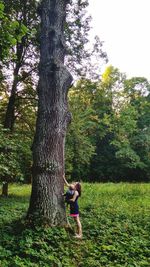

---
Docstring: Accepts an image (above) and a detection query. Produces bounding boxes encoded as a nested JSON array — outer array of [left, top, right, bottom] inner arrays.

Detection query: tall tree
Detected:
[[3, 0, 38, 131], [66, 79, 98, 179], [0, 0, 38, 195], [0, 0, 107, 197], [27, 0, 73, 225]]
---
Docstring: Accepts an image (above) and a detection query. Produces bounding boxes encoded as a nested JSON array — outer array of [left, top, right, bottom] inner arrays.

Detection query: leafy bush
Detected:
[[0, 125, 32, 185]]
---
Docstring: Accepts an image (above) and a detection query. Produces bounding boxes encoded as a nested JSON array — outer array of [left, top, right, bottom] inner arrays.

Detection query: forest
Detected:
[[1, 0, 150, 196], [0, 0, 150, 266]]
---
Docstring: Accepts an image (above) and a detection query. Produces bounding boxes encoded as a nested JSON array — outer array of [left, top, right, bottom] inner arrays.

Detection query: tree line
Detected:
[[67, 67, 150, 182]]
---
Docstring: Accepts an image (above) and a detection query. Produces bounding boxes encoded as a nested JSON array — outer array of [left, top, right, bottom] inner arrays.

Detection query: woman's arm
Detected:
[[63, 174, 70, 187]]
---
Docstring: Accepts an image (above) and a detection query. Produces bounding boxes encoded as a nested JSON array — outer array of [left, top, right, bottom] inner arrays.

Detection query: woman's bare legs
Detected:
[[74, 216, 82, 238]]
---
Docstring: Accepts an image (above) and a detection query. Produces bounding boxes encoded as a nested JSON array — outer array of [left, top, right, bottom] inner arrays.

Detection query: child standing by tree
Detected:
[[63, 175, 82, 239]]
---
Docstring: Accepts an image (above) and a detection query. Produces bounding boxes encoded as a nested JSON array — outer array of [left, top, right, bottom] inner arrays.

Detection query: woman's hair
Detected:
[[75, 182, 81, 196]]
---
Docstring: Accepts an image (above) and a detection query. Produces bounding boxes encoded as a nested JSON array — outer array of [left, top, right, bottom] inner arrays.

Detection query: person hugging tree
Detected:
[[63, 175, 82, 239]]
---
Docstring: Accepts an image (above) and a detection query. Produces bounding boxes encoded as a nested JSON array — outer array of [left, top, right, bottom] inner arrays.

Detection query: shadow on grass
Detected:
[[2, 217, 28, 235]]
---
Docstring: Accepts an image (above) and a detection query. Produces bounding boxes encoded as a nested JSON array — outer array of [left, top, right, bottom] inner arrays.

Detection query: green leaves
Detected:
[[0, 1, 4, 16], [0, 1, 28, 61], [65, 69, 150, 182], [0, 183, 150, 266], [66, 80, 97, 179], [0, 125, 32, 183]]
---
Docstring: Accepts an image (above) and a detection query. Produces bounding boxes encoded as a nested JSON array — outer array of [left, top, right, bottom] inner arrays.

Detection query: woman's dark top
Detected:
[[65, 189, 79, 216], [70, 193, 79, 216]]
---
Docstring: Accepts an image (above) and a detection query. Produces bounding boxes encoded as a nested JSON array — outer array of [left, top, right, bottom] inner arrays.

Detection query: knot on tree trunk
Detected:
[[39, 62, 73, 92]]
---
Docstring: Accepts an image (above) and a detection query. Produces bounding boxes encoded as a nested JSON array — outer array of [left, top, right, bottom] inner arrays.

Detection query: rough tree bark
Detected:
[[27, 0, 73, 225]]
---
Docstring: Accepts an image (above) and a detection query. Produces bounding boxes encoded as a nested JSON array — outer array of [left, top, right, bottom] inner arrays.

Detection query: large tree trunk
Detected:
[[27, 0, 73, 225]]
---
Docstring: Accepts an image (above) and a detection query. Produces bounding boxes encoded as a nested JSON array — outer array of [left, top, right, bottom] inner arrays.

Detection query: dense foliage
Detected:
[[0, 0, 107, 195], [1, 65, 150, 185], [0, 0, 150, 189], [0, 125, 32, 185], [0, 0, 28, 61], [66, 66, 150, 182], [0, 183, 150, 266]]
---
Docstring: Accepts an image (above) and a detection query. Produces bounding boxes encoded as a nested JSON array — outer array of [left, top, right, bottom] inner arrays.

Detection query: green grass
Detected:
[[0, 183, 150, 267]]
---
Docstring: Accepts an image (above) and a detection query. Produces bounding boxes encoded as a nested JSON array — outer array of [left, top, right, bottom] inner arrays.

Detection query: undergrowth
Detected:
[[0, 183, 150, 266]]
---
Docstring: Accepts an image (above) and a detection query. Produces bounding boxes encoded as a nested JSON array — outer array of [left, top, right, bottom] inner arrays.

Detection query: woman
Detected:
[[63, 175, 82, 239]]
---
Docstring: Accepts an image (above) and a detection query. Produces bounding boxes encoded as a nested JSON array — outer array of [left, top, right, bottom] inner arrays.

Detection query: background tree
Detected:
[[0, 0, 38, 195], [66, 79, 98, 179], [113, 77, 150, 181], [65, 0, 108, 79], [0, 1, 27, 60], [3, 0, 38, 131], [87, 66, 124, 181], [0, 125, 32, 196], [65, 66, 150, 182]]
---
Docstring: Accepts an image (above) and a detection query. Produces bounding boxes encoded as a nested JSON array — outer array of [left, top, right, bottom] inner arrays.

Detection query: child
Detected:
[[64, 187, 75, 204], [63, 175, 82, 239]]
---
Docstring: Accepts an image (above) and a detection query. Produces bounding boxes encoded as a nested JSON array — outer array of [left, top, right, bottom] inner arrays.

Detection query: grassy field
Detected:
[[0, 183, 150, 267]]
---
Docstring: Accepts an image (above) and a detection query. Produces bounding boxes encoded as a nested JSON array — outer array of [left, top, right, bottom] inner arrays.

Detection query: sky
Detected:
[[88, 0, 150, 80]]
